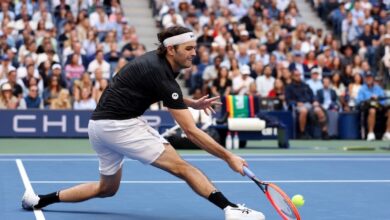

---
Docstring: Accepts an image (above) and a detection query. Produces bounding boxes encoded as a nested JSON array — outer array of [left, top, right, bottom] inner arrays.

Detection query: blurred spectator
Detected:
[[93, 78, 108, 104], [50, 64, 68, 89], [21, 64, 43, 96], [24, 85, 43, 109], [228, 0, 247, 20], [211, 66, 232, 97], [65, 41, 88, 69], [83, 30, 98, 58], [303, 50, 317, 70], [289, 51, 310, 77], [0, 54, 15, 80], [316, 77, 339, 110], [306, 68, 323, 95], [73, 87, 96, 110], [267, 78, 286, 111], [356, 72, 390, 141], [162, 6, 185, 28], [112, 57, 128, 76], [285, 71, 329, 139], [87, 50, 110, 79], [43, 75, 62, 108], [347, 72, 363, 109], [0, 67, 24, 99], [65, 54, 85, 86], [89, 4, 110, 40], [73, 72, 94, 102], [203, 56, 222, 90], [256, 65, 275, 97], [375, 34, 390, 89], [50, 88, 71, 109], [330, 71, 348, 111], [0, 82, 20, 109], [121, 33, 145, 61], [232, 65, 254, 95]]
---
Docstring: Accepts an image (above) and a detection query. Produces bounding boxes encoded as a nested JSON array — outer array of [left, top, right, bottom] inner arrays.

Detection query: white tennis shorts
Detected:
[[88, 117, 167, 175]]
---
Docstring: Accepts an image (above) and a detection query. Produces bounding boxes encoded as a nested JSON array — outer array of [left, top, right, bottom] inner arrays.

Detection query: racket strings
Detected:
[[268, 186, 297, 220]]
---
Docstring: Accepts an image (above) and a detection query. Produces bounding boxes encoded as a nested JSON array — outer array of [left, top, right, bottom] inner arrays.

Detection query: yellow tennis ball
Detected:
[[291, 194, 305, 208]]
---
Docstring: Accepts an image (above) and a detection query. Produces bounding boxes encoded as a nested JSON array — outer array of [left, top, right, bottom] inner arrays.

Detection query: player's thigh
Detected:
[[151, 144, 190, 175]]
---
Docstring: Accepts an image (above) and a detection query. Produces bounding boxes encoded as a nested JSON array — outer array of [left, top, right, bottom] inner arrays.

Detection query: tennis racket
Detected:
[[243, 166, 301, 220]]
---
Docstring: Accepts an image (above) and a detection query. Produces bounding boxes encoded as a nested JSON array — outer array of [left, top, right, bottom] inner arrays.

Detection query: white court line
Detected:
[[2, 153, 390, 157], [16, 159, 45, 220], [2, 158, 390, 162], [29, 180, 390, 184]]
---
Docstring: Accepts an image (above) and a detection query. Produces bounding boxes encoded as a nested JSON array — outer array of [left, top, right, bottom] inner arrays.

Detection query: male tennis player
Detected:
[[22, 26, 265, 220]]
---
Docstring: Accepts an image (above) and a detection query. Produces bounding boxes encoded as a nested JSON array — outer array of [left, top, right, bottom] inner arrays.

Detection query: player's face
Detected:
[[173, 41, 196, 69]]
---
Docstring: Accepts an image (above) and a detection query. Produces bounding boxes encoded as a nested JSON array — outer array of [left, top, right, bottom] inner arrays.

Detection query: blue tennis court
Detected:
[[1, 154, 390, 220]]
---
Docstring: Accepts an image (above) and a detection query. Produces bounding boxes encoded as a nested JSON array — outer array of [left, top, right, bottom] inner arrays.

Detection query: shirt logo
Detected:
[[172, 93, 179, 100]]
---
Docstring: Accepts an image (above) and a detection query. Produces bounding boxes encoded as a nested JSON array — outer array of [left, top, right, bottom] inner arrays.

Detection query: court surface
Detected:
[[1, 154, 390, 220]]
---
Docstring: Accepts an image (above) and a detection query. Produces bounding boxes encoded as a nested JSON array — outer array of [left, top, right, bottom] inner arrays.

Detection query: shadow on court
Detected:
[[43, 209, 185, 220]]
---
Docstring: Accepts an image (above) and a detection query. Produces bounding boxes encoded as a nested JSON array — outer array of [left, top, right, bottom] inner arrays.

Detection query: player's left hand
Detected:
[[191, 95, 222, 115]]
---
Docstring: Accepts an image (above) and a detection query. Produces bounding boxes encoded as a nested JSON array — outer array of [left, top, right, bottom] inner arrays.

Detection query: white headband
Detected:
[[163, 32, 196, 47]]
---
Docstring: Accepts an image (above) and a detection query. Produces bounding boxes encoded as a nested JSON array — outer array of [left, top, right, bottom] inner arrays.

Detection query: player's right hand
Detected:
[[226, 154, 248, 176]]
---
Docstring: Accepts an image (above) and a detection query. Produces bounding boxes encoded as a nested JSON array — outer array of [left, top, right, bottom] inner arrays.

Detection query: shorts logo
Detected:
[[172, 93, 179, 100]]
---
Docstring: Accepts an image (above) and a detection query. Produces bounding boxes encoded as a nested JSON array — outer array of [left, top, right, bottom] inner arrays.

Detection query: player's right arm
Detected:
[[168, 108, 247, 175]]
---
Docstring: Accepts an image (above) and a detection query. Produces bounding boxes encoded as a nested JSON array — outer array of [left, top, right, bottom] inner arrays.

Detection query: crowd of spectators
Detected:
[[152, 0, 390, 139], [0, 0, 146, 110], [1, 0, 390, 139]]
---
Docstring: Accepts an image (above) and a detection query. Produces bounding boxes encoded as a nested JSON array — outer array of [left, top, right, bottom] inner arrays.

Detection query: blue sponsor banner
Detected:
[[0, 110, 175, 138]]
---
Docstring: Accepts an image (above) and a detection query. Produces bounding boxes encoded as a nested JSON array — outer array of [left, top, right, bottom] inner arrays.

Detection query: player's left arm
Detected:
[[183, 95, 222, 115]]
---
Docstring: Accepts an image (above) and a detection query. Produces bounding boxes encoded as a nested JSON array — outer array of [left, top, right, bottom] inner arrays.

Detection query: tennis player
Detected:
[[22, 26, 265, 220]]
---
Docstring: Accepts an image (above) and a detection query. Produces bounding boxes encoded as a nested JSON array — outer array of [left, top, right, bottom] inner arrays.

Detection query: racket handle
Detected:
[[243, 166, 255, 178]]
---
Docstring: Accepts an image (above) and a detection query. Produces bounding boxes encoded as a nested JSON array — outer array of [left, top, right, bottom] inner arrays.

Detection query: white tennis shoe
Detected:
[[22, 190, 40, 210], [224, 204, 265, 220], [367, 132, 376, 141]]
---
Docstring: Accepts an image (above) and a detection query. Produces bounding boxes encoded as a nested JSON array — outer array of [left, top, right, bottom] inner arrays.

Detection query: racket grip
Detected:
[[243, 166, 255, 178]]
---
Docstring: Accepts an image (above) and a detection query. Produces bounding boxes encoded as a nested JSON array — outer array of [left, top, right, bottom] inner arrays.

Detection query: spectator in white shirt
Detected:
[[256, 65, 275, 97], [306, 68, 323, 95], [232, 65, 254, 95], [87, 50, 110, 79]]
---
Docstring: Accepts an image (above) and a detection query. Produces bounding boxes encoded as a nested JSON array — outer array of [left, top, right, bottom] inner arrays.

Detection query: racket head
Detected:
[[264, 183, 301, 220]]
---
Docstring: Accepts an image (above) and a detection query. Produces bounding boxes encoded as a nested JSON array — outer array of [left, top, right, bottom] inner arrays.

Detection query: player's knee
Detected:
[[97, 185, 119, 198], [368, 108, 376, 115]]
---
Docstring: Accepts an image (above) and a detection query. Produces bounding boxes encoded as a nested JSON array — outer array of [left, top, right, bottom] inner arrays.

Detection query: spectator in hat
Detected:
[[289, 50, 310, 77], [0, 67, 24, 99], [0, 82, 20, 109], [232, 65, 254, 95], [0, 54, 15, 80], [356, 71, 390, 141], [306, 67, 324, 95], [50, 63, 67, 89]]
